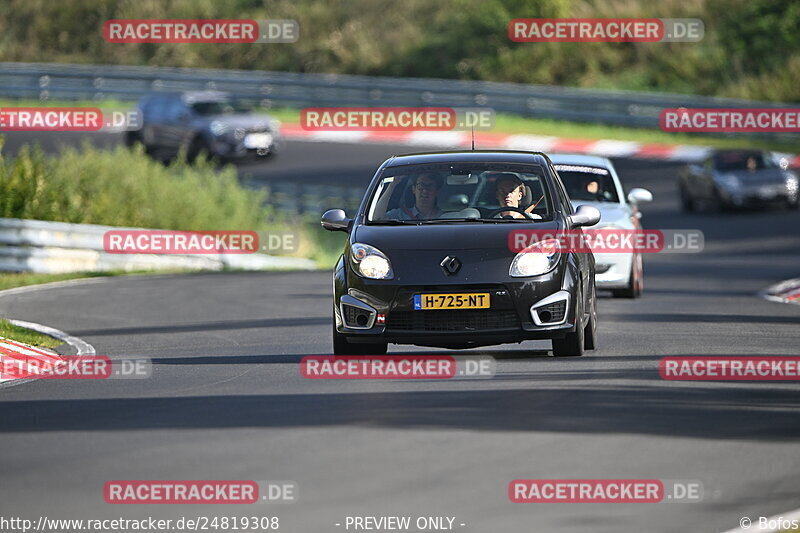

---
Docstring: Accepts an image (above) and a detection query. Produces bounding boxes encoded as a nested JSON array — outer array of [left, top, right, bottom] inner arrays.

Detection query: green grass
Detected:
[[2, 97, 796, 153], [2, 0, 799, 102], [0, 97, 132, 112], [0, 270, 211, 292], [489, 115, 800, 153], [0, 318, 62, 349], [300, 220, 346, 269], [0, 271, 115, 291], [0, 140, 270, 229], [269, 107, 800, 153]]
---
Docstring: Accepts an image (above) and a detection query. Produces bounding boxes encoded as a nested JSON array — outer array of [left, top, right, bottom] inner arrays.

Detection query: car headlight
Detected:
[[510, 239, 561, 277], [784, 173, 799, 192], [210, 120, 228, 137], [717, 173, 741, 191], [350, 243, 393, 280]]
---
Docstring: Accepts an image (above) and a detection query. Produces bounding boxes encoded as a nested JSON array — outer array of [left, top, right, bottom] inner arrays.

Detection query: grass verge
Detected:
[[2, 98, 796, 153], [297, 220, 346, 269], [267, 108, 800, 154], [0, 271, 115, 291], [0, 97, 132, 112], [0, 270, 209, 292], [0, 318, 62, 349]]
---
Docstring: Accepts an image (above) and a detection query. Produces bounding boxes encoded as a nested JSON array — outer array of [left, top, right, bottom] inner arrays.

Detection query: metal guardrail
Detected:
[[0, 61, 797, 138], [260, 182, 363, 216], [0, 218, 315, 274]]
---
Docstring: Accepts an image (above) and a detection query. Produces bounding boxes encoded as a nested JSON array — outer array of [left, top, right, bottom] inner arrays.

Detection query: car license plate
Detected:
[[413, 293, 490, 310], [243, 133, 272, 149]]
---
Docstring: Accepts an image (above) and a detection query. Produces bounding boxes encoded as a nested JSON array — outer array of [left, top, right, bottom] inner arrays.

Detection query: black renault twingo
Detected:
[[322, 151, 600, 356]]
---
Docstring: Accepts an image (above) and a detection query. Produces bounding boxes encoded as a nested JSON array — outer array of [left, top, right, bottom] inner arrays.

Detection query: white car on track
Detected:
[[550, 154, 653, 298]]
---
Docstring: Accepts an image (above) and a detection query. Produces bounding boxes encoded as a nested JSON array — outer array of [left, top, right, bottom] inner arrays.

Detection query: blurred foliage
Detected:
[[0, 0, 798, 100], [0, 137, 342, 268], [0, 138, 270, 229]]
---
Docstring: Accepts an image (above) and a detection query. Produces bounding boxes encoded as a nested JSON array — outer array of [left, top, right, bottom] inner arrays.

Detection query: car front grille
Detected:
[[386, 309, 521, 332]]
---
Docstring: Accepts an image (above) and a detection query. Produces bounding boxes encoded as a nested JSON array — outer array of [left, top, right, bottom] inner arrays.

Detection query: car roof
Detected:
[[181, 90, 231, 104], [139, 90, 231, 104], [548, 153, 613, 168], [384, 150, 551, 167]]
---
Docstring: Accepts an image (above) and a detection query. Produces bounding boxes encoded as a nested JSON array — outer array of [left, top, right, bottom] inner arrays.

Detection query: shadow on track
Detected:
[[3, 380, 800, 441]]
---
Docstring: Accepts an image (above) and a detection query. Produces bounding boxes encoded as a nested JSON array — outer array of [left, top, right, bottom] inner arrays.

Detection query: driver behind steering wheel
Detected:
[[494, 173, 529, 219]]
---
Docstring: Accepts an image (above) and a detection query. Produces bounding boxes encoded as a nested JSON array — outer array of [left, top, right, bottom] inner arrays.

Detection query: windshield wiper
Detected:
[[420, 218, 492, 224], [368, 219, 420, 225], [474, 217, 548, 223]]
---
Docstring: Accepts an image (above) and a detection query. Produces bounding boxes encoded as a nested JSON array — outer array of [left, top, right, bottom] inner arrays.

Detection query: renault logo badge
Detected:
[[440, 256, 461, 275]]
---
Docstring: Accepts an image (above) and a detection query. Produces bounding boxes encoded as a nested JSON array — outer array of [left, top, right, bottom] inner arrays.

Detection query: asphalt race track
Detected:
[[1, 134, 800, 532]]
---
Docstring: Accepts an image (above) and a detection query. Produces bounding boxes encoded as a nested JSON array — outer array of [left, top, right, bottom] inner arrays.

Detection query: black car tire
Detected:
[[124, 131, 141, 148], [679, 184, 695, 212], [186, 136, 211, 164], [709, 188, 728, 212], [332, 313, 388, 355], [612, 254, 642, 299], [552, 289, 585, 357], [583, 284, 597, 350]]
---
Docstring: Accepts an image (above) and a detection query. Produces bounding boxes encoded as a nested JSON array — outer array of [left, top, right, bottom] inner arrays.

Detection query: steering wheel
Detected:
[[486, 206, 537, 220]]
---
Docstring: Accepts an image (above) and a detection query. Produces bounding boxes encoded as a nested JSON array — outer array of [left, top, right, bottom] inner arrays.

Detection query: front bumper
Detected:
[[210, 133, 281, 159], [719, 184, 796, 207], [594, 251, 634, 289], [334, 273, 581, 349]]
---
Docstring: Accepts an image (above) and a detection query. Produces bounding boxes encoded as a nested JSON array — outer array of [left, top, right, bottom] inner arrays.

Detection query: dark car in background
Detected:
[[321, 151, 601, 357], [125, 91, 283, 163], [678, 149, 799, 211]]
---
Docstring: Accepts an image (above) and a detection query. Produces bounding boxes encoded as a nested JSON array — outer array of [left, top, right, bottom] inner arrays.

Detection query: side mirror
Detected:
[[321, 209, 352, 232], [627, 188, 653, 204], [568, 205, 601, 228]]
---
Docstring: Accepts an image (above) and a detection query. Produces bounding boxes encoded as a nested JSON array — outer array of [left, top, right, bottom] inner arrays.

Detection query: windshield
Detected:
[[190, 101, 237, 116], [366, 162, 553, 224], [555, 164, 620, 203], [713, 152, 774, 171]]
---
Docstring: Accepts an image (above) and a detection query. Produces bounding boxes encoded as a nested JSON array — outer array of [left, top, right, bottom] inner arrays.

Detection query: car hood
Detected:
[[354, 220, 562, 251], [720, 169, 787, 185], [199, 114, 275, 131], [569, 201, 631, 227]]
